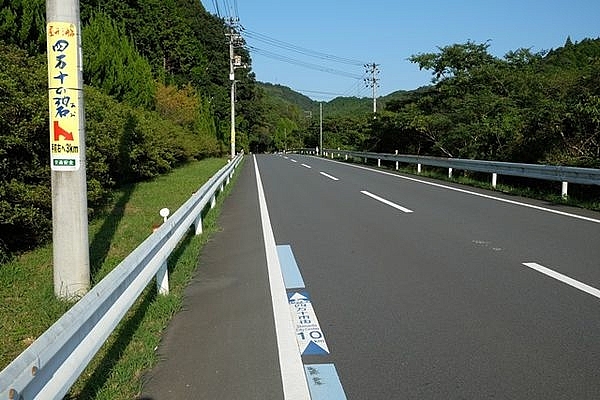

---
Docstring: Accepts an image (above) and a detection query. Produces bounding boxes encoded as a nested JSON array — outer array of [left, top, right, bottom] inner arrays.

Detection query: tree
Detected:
[[82, 11, 156, 109], [409, 41, 496, 84]]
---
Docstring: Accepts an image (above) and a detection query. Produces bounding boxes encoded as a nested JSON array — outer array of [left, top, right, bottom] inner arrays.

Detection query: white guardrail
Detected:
[[0, 154, 243, 399], [296, 148, 600, 196]]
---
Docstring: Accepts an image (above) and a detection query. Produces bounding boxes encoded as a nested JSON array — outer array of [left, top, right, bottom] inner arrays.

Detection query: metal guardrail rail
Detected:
[[0, 154, 243, 400], [294, 148, 600, 196]]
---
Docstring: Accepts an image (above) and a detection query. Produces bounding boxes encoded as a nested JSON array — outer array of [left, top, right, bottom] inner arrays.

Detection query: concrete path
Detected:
[[140, 158, 285, 399]]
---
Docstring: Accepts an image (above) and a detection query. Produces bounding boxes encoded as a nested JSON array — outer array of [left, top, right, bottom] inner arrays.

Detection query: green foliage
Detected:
[[0, 0, 46, 55], [375, 38, 600, 168], [0, 41, 221, 260], [82, 11, 156, 109], [0, 43, 50, 260]]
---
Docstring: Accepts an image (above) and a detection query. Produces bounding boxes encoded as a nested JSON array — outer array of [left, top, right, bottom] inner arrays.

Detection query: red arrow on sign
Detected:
[[53, 120, 74, 141]]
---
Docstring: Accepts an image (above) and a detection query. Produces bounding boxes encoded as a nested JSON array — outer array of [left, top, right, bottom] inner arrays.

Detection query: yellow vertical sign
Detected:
[[47, 22, 80, 171]]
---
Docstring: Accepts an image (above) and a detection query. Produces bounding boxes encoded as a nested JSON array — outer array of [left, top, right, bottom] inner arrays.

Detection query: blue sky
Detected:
[[202, 0, 600, 101]]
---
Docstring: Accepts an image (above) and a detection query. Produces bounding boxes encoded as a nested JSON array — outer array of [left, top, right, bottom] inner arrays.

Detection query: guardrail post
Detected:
[[417, 164, 422, 174], [156, 260, 169, 295], [448, 168, 453, 178], [194, 214, 203, 235], [562, 182, 568, 198], [210, 194, 216, 209], [492, 173, 498, 188]]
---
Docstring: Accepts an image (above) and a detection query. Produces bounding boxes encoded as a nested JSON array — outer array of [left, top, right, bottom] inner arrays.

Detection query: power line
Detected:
[[205, 4, 377, 100], [211, 0, 220, 17], [248, 45, 365, 80], [242, 28, 367, 66]]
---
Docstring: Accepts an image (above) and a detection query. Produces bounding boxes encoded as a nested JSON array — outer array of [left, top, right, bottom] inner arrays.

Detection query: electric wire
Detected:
[[242, 28, 368, 66], [248, 45, 365, 80], [209, 1, 374, 99]]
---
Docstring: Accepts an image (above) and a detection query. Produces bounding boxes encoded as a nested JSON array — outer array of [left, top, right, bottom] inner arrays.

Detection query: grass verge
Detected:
[[0, 157, 242, 399]]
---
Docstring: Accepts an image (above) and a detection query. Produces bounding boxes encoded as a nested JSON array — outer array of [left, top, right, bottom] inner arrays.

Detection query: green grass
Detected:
[[0, 157, 242, 399]]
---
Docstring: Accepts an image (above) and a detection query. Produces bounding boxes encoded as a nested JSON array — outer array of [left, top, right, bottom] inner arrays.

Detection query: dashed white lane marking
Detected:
[[324, 158, 600, 224], [254, 156, 311, 399], [301, 164, 312, 169], [290, 159, 298, 163], [522, 262, 600, 300], [360, 190, 413, 213], [319, 172, 339, 181]]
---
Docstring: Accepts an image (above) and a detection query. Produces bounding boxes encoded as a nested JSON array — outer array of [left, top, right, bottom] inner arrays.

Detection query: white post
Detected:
[[377, 159, 381, 167], [562, 181, 568, 198], [194, 215, 203, 235], [448, 168, 453, 178], [417, 164, 422, 174], [156, 260, 169, 295], [492, 173, 498, 188]]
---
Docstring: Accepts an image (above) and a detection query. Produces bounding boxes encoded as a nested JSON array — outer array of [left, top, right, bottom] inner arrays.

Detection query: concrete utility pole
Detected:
[[319, 102, 323, 156], [364, 63, 380, 114], [46, 0, 90, 299], [226, 18, 244, 158]]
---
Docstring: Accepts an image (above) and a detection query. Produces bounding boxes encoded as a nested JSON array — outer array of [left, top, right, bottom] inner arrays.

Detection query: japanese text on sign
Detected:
[[47, 22, 80, 171]]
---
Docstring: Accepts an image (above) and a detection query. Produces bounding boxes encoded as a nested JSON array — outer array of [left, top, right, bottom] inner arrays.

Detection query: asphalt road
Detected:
[[257, 153, 600, 399], [143, 154, 600, 399]]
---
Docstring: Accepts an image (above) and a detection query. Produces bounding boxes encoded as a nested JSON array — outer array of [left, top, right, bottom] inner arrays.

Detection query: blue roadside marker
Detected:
[[277, 245, 306, 289], [304, 364, 347, 400]]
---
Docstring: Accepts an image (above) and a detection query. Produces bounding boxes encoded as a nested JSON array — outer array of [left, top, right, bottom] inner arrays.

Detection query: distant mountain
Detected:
[[258, 82, 419, 118], [259, 82, 315, 112]]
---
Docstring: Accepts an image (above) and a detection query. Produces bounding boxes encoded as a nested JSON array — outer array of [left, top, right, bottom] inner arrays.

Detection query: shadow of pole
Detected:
[[89, 184, 135, 278]]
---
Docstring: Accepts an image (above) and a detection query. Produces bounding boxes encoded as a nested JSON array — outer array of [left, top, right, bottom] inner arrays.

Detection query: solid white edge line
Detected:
[[361, 190, 413, 213], [253, 156, 311, 400], [317, 157, 600, 224], [319, 172, 339, 181], [522, 262, 600, 300]]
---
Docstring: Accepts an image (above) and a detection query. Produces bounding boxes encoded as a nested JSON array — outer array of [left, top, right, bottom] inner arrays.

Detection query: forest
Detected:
[[1, 0, 599, 262]]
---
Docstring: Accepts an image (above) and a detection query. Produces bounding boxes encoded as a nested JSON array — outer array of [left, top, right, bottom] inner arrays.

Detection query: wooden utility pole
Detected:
[[46, 0, 90, 299]]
